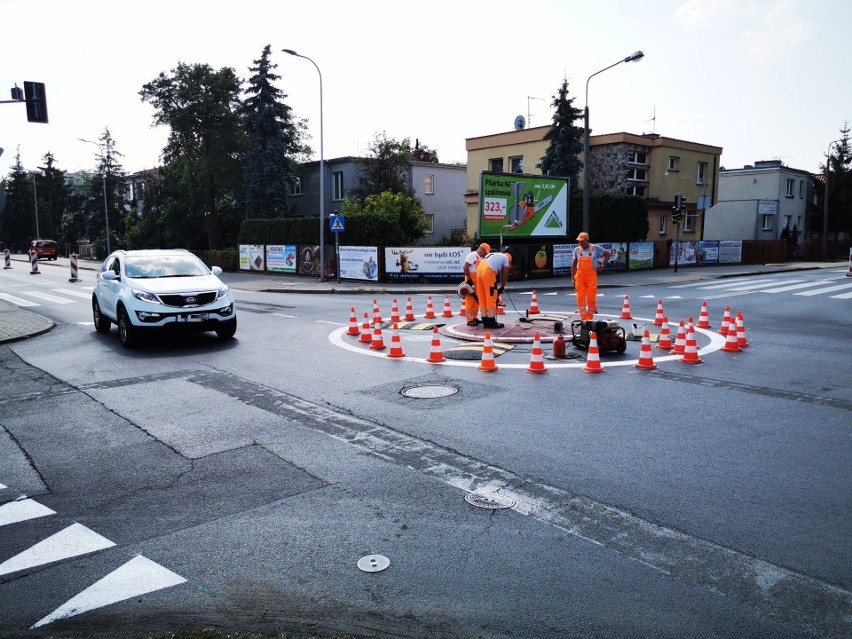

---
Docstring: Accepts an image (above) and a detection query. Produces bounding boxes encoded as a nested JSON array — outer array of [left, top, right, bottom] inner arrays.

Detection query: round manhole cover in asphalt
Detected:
[[464, 492, 516, 509], [357, 554, 390, 573], [401, 384, 459, 399]]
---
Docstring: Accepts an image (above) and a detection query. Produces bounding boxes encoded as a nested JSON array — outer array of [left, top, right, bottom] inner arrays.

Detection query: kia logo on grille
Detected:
[[185, 296, 197, 304]]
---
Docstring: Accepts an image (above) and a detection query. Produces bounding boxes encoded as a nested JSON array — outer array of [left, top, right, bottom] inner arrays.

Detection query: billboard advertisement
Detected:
[[479, 172, 569, 238], [239, 244, 265, 271], [266, 244, 297, 273], [339, 246, 380, 281], [384, 247, 466, 282]]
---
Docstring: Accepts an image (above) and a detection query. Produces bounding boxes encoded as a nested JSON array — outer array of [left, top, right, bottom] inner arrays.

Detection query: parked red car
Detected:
[[30, 239, 58, 260]]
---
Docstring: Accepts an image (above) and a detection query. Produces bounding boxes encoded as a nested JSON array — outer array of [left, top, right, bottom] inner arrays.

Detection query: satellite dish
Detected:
[[514, 115, 526, 131]]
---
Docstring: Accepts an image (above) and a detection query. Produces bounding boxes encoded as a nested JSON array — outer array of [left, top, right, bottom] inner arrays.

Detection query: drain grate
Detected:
[[401, 384, 459, 399], [464, 492, 515, 509]]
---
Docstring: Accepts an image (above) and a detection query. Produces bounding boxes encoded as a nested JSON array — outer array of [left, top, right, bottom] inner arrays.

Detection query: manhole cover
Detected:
[[401, 384, 459, 399], [464, 492, 515, 509], [357, 554, 390, 573]]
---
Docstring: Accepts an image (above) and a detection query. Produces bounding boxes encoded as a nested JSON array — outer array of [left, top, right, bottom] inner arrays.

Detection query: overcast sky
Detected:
[[1, 0, 848, 181]]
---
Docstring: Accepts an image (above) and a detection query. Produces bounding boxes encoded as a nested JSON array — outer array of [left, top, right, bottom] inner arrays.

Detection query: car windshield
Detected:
[[125, 255, 210, 279]]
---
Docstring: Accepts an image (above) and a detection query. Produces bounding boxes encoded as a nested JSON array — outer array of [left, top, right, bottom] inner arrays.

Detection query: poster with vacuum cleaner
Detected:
[[478, 172, 569, 238], [339, 246, 379, 281]]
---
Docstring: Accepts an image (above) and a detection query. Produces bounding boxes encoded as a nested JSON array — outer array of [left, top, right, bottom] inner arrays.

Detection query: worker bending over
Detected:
[[462, 242, 490, 326], [476, 250, 512, 329], [571, 232, 610, 320]]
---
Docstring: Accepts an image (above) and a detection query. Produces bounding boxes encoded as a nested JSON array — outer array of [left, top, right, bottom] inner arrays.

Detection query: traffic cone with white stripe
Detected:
[[722, 320, 741, 352], [369, 322, 386, 350], [372, 299, 383, 325], [347, 307, 360, 336], [386, 324, 406, 358], [3, 249, 11, 269], [458, 296, 466, 316], [359, 312, 372, 343], [680, 325, 702, 364], [528, 290, 541, 315], [736, 312, 750, 348], [656, 317, 673, 350], [671, 320, 687, 355], [635, 329, 658, 369], [497, 295, 505, 315], [442, 294, 454, 318], [427, 326, 445, 363], [582, 331, 605, 373], [424, 295, 436, 319], [478, 332, 499, 372], [719, 305, 732, 336], [653, 299, 665, 326], [697, 301, 712, 328], [404, 297, 416, 321], [620, 295, 633, 319], [390, 299, 401, 324], [526, 332, 548, 374]]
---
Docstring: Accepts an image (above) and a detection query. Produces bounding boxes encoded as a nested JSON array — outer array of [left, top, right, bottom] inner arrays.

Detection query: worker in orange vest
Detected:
[[476, 249, 512, 329], [571, 232, 610, 320], [462, 242, 490, 326]]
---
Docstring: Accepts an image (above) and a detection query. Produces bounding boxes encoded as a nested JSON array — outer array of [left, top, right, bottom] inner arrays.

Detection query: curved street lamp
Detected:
[[582, 50, 645, 233], [77, 138, 111, 256], [822, 138, 842, 257], [282, 48, 326, 282]]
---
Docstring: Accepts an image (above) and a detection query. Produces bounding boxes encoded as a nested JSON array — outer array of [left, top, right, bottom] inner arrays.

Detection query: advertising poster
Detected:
[[553, 243, 573, 275], [628, 242, 655, 270], [479, 172, 569, 238], [339, 246, 380, 281], [266, 244, 297, 273], [553, 242, 620, 274], [670, 241, 699, 266], [298, 245, 320, 276], [525, 244, 553, 277], [696, 241, 719, 265], [384, 247, 466, 281], [599, 242, 628, 272], [719, 240, 743, 264], [239, 244, 265, 271]]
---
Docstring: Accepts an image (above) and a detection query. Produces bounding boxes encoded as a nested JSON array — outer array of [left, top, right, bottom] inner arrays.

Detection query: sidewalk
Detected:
[[1, 253, 844, 344]]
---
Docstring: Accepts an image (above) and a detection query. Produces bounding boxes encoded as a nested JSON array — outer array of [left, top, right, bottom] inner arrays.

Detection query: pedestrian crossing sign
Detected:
[[330, 215, 345, 232]]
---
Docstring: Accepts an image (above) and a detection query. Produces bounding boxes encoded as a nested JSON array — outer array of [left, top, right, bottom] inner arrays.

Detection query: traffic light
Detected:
[[23, 81, 48, 123], [672, 210, 684, 224], [10, 85, 23, 101]]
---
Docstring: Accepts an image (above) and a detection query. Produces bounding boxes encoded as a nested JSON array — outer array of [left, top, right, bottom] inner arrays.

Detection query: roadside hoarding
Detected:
[[719, 240, 743, 264], [266, 244, 297, 273], [479, 172, 569, 238], [628, 242, 655, 270], [339, 246, 380, 281], [239, 244, 265, 271], [384, 247, 466, 282], [696, 241, 719, 265]]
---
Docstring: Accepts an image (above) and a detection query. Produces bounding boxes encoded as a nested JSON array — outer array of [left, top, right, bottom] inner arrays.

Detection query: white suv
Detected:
[[92, 249, 237, 348]]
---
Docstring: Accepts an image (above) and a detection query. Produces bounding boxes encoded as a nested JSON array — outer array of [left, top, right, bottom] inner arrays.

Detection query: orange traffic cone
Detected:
[[386, 324, 406, 358], [424, 295, 436, 319], [656, 317, 673, 350], [347, 307, 360, 336], [736, 312, 750, 348], [359, 312, 372, 343], [635, 329, 658, 369], [404, 297, 416, 321], [620, 295, 633, 319], [721, 321, 741, 352], [719, 305, 732, 336], [478, 332, 499, 372], [582, 331, 606, 373], [671, 320, 687, 355], [458, 296, 466, 317], [426, 326, 445, 363], [528, 290, 541, 315], [442, 294, 454, 318], [390, 299, 401, 324], [372, 298, 383, 324], [680, 325, 702, 364], [653, 299, 666, 326], [369, 322, 387, 350], [697, 301, 712, 328], [526, 332, 548, 374], [496, 295, 505, 315]]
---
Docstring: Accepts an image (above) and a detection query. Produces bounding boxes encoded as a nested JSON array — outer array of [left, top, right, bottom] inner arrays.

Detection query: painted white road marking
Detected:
[[16, 291, 75, 304], [794, 282, 852, 296], [830, 290, 852, 299], [50, 288, 93, 299], [0, 292, 39, 307], [31, 554, 187, 628], [755, 279, 836, 293], [0, 523, 115, 576], [0, 499, 55, 527]]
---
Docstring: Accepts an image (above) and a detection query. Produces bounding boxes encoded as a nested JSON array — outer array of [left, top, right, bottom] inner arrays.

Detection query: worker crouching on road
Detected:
[[571, 232, 610, 320], [476, 249, 512, 329], [462, 242, 490, 326]]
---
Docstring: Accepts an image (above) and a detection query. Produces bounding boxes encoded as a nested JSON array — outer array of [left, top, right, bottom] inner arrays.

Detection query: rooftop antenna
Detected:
[[644, 105, 656, 134], [527, 96, 545, 126]]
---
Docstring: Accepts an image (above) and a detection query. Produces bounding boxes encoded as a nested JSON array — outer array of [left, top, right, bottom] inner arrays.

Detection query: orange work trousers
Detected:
[[575, 254, 598, 319], [465, 271, 480, 321]]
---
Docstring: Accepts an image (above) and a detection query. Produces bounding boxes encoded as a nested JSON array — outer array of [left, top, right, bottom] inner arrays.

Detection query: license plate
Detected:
[[178, 313, 207, 323]]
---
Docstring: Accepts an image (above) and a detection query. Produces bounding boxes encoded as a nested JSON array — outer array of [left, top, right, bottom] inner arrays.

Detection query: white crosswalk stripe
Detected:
[[794, 282, 852, 296], [666, 276, 852, 300], [15, 290, 75, 304], [0, 292, 39, 307], [0, 286, 93, 307], [51, 288, 93, 299]]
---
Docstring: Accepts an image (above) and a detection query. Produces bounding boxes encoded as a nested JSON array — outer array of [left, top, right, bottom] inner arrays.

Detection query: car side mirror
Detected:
[[211, 266, 222, 276], [101, 271, 118, 281]]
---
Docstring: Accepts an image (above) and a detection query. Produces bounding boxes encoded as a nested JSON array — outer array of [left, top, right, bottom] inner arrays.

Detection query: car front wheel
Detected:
[[216, 318, 237, 339], [118, 308, 139, 348], [92, 298, 111, 333]]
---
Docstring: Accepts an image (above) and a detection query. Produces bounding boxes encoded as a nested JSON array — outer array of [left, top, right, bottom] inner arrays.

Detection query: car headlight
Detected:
[[131, 289, 161, 304], [216, 286, 229, 301]]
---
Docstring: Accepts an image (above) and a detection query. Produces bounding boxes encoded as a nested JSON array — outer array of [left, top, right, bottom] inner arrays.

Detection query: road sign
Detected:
[[330, 214, 344, 232]]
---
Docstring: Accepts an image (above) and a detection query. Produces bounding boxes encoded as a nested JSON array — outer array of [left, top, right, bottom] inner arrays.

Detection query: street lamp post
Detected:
[[77, 138, 111, 256], [282, 48, 326, 282], [822, 138, 842, 257], [583, 50, 644, 233], [31, 172, 40, 239]]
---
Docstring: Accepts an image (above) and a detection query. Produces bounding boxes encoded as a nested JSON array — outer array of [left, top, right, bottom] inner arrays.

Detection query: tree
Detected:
[[341, 190, 428, 245], [79, 128, 126, 252], [242, 45, 310, 219], [36, 152, 80, 244], [537, 79, 584, 190], [140, 62, 245, 250], [0, 150, 36, 249], [821, 123, 852, 240], [411, 139, 439, 163], [349, 132, 416, 202]]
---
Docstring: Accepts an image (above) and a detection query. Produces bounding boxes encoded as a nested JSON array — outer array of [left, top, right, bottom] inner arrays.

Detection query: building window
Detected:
[[659, 216, 667, 235], [626, 168, 647, 181], [423, 213, 434, 234], [696, 162, 706, 185], [785, 178, 794, 197], [668, 156, 679, 171], [798, 180, 804, 198], [509, 156, 524, 173], [424, 174, 434, 195], [627, 150, 648, 165], [333, 172, 344, 200], [289, 176, 303, 196], [489, 157, 504, 172], [625, 185, 646, 197], [762, 214, 774, 231], [683, 212, 694, 232]]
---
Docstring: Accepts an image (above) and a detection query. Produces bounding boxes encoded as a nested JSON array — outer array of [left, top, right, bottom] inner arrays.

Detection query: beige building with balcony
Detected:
[[465, 128, 722, 241]]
